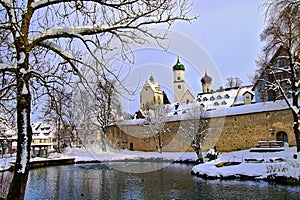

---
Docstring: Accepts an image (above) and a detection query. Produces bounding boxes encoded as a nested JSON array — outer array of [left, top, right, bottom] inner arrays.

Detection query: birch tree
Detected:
[[0, 0, 194, 199], [256, 0, 300, 151]]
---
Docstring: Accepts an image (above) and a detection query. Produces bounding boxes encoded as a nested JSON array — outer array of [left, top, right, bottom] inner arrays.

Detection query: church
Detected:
[[139, 57, 195, 109]]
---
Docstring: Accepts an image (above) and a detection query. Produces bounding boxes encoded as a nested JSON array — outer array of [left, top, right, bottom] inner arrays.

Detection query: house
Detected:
[[253, 46, 300, 102], [30, 121, 56, 157], [197, 70, 255, 110]]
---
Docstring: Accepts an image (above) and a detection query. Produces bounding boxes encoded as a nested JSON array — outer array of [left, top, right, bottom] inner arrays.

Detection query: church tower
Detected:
[[173, 57, 186, 102], [201, 68, 212, 93]]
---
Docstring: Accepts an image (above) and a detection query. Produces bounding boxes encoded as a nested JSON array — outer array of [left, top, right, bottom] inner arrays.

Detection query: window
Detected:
[[177, 77, 181, 81], [224, 94, 230, 99], [245, 96, 250, 101], [221, 101, 227, 105], [217, 95, 222, 100], [214, 102, 219, 106], [178, 85, 181, 89], [210, 96, 215, 101], [203, 97, 208, 101], [276, 59, 281, 67]]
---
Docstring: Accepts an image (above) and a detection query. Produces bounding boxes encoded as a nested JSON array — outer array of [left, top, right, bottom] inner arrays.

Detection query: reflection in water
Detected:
[[25, 162, 300, 200]]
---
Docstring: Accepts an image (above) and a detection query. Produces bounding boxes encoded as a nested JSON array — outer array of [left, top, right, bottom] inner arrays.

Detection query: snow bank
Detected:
[[192, 147, 300, 181], [61, 147, 198, 163]]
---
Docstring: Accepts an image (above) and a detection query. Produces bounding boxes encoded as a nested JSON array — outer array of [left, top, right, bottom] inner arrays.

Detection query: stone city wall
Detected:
[[105, 108, 296, 152]]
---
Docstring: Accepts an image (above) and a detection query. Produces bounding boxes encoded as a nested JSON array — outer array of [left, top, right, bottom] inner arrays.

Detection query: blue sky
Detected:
[[121, 0, 265, 114], [173, 0, 265, 85]]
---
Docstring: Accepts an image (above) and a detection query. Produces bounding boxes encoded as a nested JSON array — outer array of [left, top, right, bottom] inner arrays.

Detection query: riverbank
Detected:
[[2, 146, 300, 186], [0, 148, 198, 172], [191, 146, 300, 185]]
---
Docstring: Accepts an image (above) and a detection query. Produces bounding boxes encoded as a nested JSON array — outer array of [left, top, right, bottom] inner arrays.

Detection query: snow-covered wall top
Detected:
[[208, 99, 290, 118]]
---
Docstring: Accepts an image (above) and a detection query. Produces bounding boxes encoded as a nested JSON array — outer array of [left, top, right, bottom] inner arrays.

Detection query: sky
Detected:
[[121, 0, 266, 114]]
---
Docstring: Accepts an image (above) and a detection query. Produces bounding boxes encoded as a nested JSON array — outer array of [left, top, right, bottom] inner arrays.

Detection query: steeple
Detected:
[[201, 67, 212, 93], [173, 56, 185, 71], [173, 56, 186, 102]]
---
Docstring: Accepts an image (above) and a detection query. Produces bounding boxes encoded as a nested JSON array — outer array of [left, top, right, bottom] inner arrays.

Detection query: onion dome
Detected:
[[201, 70, 212, 84], [173, 57, 185, 71]]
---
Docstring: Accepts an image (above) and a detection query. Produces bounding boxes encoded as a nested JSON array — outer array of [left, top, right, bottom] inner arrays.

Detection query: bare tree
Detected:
[[255, 0, 300, 151], [180, 103, 209, 163], [42, 87, 77, 152], [145, 105, 171, 153], [0, 1, 195, 199], [96, 78, 122, 151], [226, 76, 243, 88]]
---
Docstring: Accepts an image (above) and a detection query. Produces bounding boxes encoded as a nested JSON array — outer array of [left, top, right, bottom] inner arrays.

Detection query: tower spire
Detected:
[[204, 66, 208, 76]]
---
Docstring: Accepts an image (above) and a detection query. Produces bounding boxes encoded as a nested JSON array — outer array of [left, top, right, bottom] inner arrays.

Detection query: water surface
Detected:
[[25, 162, 300, 199]]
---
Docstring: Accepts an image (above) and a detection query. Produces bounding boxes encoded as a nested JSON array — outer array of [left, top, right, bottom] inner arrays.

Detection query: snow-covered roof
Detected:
[[31, 121, 56, 138], [208, 99, 290, 118], [143, 79, 162, 94], [197, 88, 238, 110], [234, 86, 256, 106]]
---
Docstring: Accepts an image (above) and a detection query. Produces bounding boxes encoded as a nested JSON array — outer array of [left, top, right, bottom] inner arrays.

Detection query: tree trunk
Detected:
[[157, 133, 163, 153], [100, 128, 107, 152], [293, 112, 300, 152], [7, 80, 32, 200], [193, 146, 204, 163]]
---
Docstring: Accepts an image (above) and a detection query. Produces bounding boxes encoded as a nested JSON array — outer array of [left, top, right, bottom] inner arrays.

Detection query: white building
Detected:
[[140, 75, 164, 109], [30, 121, 56, 157]]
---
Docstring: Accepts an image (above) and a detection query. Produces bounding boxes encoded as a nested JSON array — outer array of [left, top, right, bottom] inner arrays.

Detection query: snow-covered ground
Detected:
[[192, 146, 300, 182], [58, 147, 198, 163]]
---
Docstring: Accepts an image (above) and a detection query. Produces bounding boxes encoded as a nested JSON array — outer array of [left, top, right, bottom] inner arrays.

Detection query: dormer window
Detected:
[[203, 97, 208, 101], [224, 94, 230, 99], [222, 101, 227, 105], [214, 102, 219, 106], [217, 95, 222, 100], [210, 96, 215, 101]]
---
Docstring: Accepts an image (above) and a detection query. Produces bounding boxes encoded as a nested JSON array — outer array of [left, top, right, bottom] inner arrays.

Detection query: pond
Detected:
[[24, 162, 300, 199]]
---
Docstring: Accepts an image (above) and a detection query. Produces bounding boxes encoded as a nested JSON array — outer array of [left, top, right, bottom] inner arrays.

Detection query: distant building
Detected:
[[0, 114, 16, 157], [172, 57, 194, 103], [197, 70, 255, 110], [30, 121, 56, 157], [140, 75, 164, 109]]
